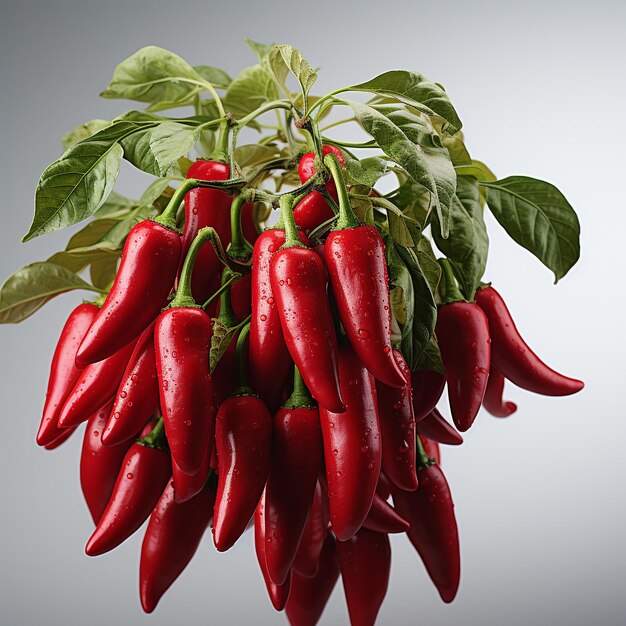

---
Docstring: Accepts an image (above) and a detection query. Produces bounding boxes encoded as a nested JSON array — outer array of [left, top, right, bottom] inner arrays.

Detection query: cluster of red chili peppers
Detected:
[[35, 145, 583, 625]]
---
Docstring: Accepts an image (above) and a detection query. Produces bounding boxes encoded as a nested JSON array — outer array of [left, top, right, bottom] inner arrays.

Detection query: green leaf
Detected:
[[101, 205, 155, 248], [65, 218, 120, 250], [244, 38, 273, 61], [224, 65, 279, 118], [48, 242, 121, 274], [121, 122, 200, 176], [481, 176, 580, 281], [414, 336, 445, 374], [0, 262, 98, 324], [266, 44, 317, 106], [139, 178, 175, 206], [433, 176, 488, 299], [234, 144, 287, 170], [455, 160, 496, 182], [416, 235, 441, 294], [391, 177, 432, 230], [25, 122, 136, 241], [61, 119, 111, 150], [344, 157, 388, 187], [350, 70, 462, 134], [94, 191, 137, 218], [101, 46, 204, 106], [209, 319, 238, 374], [90, 257, 118, 291], [194, 65, 232, 89]]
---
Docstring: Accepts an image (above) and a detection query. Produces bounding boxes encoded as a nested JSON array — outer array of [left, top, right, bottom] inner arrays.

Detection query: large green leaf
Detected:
[[194, 65, 232, 89], [0, 262, 98, 324], [266, 44, 317, 106], [350, 70, 462, 134], [344, 156, 388, 187], [481, 176, 580, 281], [223, 65, 279, 118], [24, 122, 138, 241], [48, 242, 121, 274], [61, 119, 111, 150]]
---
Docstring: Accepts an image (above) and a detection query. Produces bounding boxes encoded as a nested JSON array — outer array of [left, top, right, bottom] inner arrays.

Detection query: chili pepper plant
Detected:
[[0, 41, 584, 625]]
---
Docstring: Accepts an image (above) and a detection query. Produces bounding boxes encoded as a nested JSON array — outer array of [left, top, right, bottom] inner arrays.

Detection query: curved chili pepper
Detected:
[[320, 345, 381, 541], [229, 271, 252, 320], [255, 490, 291, 611], [265, 369, 323, 585], [323, 154, 405, 388], [483, 366, 517, 418], [293, 481, 328, 579], [270, 197, 343, 412], [77, 219, 181, 365], [392, 442, 460, 603], [286, 535, 340, 626], [436, 260, 491, 432], [139, 478, 216, 613], [85, 420, 171, 556], [419, 434, 441, 465], [43, 424, 77, 450], [376, 472, 392, 501], [293, 192, 335, 234], [376, 349, 417, 492], [418, 409, 463, 446], [475, 285, 584, 396], [411, 369, 446, 422], [102, 323, 158, 446], [57, 339, 136, 429], [336, 527, 391, 626], [172, 448, 211, 504], [36, 302, 99, 446], [80, 400, 133, 524], [241, 201, 260, 246], [363, 492, 410, 534], [249, 228, 308, 411]]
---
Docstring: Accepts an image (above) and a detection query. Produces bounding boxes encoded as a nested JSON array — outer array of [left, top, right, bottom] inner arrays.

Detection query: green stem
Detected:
[[234, 322, 252, 394], [216, 268, 239, 327], [325, 153, 359, 230], [283, 367, 314, 409], [170, 227, 217, 309], [228, 194, 253, 261], [279, 194, 306, 249], [138, 416, 168, 450], [439, 258, 465, 304], [202, 269, 241, 311], [211, 119, 231, 163], [416, 434, 434, 468], [154, 178, 196, 230], [236, 100, 293, 128]]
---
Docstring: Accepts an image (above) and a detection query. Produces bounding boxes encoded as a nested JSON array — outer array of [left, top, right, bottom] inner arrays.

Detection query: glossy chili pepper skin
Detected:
[[293, 192, 335, 234], [363, 492, 410, 534], [319, 346, 381, 541], [325, 225, 405, 388], [270, 247, 343, 413], [155, 307, 215, 475], [376, 350, 417, 492], [139, 480, 216, 613], [483, 366, 517, 418], [336, 527, 391, 626], [77, 220, 181, 365], [286, 535, 340, 626], [43, 424, 77, 450], [293, 481, 328, 579], [80, 401, 133, 524], [85, 442, 171, 556], [213, 394, 272, 552], [172, 449, 211, 504], [418, 409, 463, 446], [230, 271, 252, 320], [475, 285, 584, 396], [419, 435, 441, 465], [249, 229, 308, 410], [255, 490, 291, 611], [57, 339, 136, 429], [392, 463, 460, 603], [376, 472, 392, 501], [37, 303, 98, 446], [436, 301, 491, 432], [102, 323, 158, 446], [298, 145, 345, 189], [265, 405, 323, 585], [411, 370, 446, 422]]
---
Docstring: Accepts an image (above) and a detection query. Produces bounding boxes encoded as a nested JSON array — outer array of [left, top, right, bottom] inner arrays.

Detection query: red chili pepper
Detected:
[[297, 144, 345, 189], [411, 369, 446, 422], [213, 324, 272, 552], [336, 527, 391, 626], [475, 285, 584, 396], [436, 259, 491, 432], [85, 420, 171, 556], [102, 322, 158, 446], [255, 489, 291, 611], [419, 434, 441, 465], [155, 228, 217, 475], [293, 192, 335, 234], [241, 201, 260, 246], [376, 349, 417, 492], [43, 424, 77, 450], [323, 154, 405, 388], [319, 344, 381, 541], [392, 440, 460, 603], [249, 228, 309, 410], [80, 400, 133, 524], [139, 478, 216, 613], [76, 217, 182, 366], [36, 302, 99, 446], [172, 448, 211, 504], [229, 271, 252, 320], [418, 409, 463, 446], [270, 196, 344, 413], [265, 369, 323, 585], [293, 480, 328, 579], [286, 535, 340, 626], [376, 472, 392, 501], [483, 366, 517, 418], [57, 339, 136, 429], [363, 492, 410, 534]]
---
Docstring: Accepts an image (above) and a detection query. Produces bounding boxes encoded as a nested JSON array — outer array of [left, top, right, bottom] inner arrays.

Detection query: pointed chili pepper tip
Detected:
[[140, 593, 158, 614], [84, 533, 106, 557]]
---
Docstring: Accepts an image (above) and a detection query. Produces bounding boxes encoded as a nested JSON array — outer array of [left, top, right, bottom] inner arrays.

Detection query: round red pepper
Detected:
[[483, 366, 517, 417], [319, 344, 381, 542], [418, 409, 463, 446], [411, 369, 446, 422], [36, 302, 98, 446], [292, 480, 328, 579], [362, 492, 410, 534], [475, 285, 584, 396]]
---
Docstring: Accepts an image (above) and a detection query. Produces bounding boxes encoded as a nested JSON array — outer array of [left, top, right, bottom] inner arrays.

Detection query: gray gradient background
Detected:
[[1, 1, 625, 624]]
